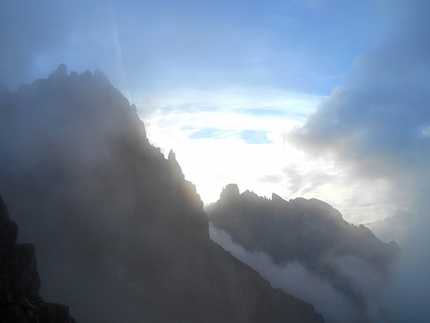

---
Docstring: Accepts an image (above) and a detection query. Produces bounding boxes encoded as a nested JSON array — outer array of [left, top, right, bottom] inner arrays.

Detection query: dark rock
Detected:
[[0, 195, 17, 248], [0, 194, 77, 323], [39, 303, 77, 323], [0, 244, 41, 303]]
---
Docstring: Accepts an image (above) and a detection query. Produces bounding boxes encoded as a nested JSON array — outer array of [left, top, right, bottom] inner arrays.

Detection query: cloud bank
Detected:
[[288, 1, 430, 321], [289, 1, 430, 216]]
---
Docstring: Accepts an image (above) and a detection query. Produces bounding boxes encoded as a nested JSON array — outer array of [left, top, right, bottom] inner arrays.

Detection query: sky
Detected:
[[1, 0, 430, 244]]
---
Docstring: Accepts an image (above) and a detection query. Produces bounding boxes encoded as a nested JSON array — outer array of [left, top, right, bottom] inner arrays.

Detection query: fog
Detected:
[[207, 188, 400, 323], [2, 1, 430, 322], [0, 65, 200, 323], [209, 25, 430, 323], [0, 66, 151, 322], [210, 221, 426, 323]]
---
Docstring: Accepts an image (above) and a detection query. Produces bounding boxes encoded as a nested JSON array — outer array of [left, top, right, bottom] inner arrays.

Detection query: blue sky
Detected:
[[1, 0, 429, 243], [1, 0, 389, 94]]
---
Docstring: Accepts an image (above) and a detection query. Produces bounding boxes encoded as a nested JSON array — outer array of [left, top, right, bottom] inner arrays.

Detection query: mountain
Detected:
[[0, 65, 324, 323], [0, 194, 77, 323], [207, 184, 400, 322]]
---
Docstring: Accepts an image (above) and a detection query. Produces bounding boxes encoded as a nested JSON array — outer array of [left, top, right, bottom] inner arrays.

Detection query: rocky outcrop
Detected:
[[0, 195, 77, 323], [0, 66, 324, 323]]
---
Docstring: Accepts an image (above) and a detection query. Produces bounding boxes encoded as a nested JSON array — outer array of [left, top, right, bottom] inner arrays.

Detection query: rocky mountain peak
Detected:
[[208, 187, 401, 322], [0, 67, 324, 323], [167, 149, 185, 181], [220, 183, 240, 201], [48, 63, 67, 79]]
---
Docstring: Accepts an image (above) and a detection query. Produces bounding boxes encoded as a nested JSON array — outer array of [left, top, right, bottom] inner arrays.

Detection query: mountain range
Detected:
[[0, 65, 324, 323], [207, 184, 400, 323]]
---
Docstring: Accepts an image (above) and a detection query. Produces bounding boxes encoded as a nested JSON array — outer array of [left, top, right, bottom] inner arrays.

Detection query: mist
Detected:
[[0, 65, 151, 322], [2, 1, 430, 322], [210, 220, 425, 323], [209, 225, 356, 323], [0, 65, 327, 323], [207, 187, 401, 323], [0, 66, 203, 322]]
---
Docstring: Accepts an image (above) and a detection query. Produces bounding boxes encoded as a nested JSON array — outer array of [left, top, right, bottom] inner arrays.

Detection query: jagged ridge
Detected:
[[207, 184, 400, 321], [0, 65, 324, 323]]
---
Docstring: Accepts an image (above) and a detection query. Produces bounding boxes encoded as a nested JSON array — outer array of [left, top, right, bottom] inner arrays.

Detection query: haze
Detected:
[[1, 1, 430, 322]]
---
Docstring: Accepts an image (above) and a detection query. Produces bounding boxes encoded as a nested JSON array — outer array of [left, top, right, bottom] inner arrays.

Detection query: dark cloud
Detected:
[[289, 1, 430, 183], [288, 1, 430, 321], [289, 0, 430, 235]]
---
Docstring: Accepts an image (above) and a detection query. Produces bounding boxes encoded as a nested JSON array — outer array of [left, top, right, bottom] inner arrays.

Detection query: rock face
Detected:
[[0, 65, 324, 323], [207, 185, 401, 322], [0, 195, 77, 323]]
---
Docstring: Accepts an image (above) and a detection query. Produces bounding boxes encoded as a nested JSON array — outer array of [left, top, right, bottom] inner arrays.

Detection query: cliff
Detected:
[[0, 194, 77, 323], [0, 65, 324, 323]]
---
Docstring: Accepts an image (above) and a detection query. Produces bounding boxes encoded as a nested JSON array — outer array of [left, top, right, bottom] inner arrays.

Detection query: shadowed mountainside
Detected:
[[0, 65, 324, 323], [207, 184, 400, 322]]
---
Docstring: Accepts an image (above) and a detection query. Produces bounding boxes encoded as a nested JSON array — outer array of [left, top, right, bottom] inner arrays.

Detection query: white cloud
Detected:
[[136, 87, 400, 225], [209, 224, 383, 323], [138, 88, 327, 204]]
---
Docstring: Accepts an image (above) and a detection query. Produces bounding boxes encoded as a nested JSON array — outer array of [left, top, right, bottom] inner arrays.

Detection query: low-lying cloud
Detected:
[[210, 224, 391, 323]]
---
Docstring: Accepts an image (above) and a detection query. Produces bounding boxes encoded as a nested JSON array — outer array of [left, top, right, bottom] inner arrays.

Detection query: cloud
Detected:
[[288, 1, 430, 321], [277, 165, 335, 195], [135, 87, 322, 204], [289, 0, 430, 234], [209, 224, 390, 323], [366, 210, 418, 245]]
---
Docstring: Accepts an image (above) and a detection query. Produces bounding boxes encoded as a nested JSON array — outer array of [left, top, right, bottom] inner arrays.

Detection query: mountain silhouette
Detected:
[[0, 65, 324, 323], [207, 184, 400, 322]]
